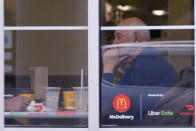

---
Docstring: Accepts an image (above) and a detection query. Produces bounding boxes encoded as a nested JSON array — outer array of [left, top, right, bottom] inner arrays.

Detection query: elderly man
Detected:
[[102, 17, 178, 87], [101, 17, 178, 126]]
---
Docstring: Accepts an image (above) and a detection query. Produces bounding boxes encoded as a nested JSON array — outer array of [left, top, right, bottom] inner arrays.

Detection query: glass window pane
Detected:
[[102, 0, 193, 26], [5, 0, 87, 26], [4, 30, 88, 127], [100, 29, 195, 127]]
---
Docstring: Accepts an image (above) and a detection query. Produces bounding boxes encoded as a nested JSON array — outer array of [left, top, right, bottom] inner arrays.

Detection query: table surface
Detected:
[[4, 111, 88, 118]]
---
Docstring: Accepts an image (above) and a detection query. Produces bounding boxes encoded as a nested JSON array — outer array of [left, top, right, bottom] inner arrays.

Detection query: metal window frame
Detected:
[[0, 0, 196, 131], [101, 25, 195, 30], [0, 0, 4, 131], [4, 26, 88, 30], [99, 0, 196, 131]]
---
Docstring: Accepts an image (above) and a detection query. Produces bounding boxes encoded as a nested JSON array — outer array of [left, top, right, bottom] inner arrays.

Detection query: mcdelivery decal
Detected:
[[113, 94, 131, 113], [109, 94, 134, 120]]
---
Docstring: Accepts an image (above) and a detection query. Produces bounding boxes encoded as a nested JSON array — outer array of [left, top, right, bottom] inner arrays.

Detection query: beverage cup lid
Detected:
[[44, 87, 61, 90], [72, 87, 88, 90], [18, 89, 34, 94]]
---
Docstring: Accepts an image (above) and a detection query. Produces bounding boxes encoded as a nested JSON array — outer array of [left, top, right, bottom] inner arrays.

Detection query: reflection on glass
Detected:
[[101, 45, 195, 127], [4, 31, 88, 127], [103, 0, 193, 26], [5, 0, 87, 26], [100, 17, 194, 127]]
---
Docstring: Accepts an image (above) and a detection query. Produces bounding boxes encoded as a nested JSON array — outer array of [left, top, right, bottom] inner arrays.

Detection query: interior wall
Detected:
[[168, 0, 193, 73], [15, 0, 88, 75], [16, 0, 87, 26], [15, 0, 193, 75]]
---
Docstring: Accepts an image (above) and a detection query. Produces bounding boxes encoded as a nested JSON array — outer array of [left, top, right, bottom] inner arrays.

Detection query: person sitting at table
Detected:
[[101, 17, 179, 126], [5, 96, 31, 112], [102, 17, 178, 87]]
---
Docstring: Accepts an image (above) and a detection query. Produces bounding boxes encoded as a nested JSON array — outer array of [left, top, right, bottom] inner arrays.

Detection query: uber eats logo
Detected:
[[148, 110, 174, 116]]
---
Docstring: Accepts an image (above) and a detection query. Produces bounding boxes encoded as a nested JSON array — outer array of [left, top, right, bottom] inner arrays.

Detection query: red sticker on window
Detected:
[[113, 94, 131, 113], [185, 105, 195, 111]]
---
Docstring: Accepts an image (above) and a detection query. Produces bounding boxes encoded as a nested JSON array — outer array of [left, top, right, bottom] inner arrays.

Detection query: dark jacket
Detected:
[[101, 47, 179, 126], [144, 67, 194, 127]]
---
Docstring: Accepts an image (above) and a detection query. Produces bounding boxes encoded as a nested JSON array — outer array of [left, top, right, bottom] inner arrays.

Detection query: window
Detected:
[[0, 0, 195, 131], [100, 0, 195, 129], [2, 0, 89, 130]]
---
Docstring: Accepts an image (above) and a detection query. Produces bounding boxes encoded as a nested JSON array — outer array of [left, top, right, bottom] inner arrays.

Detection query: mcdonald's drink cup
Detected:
[[72, 87, 88, 112], [63, 91, 76, 110], [44, 87, 61, 111], [18, 89, 35, 100]]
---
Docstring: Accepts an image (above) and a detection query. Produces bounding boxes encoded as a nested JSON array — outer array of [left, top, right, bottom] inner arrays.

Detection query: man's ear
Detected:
[[134, 31, 142, 42]]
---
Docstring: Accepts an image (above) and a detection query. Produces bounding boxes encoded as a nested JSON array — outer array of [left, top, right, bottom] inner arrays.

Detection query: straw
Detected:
[[81, 68, 84, 87], [79, 68, 84, 110]]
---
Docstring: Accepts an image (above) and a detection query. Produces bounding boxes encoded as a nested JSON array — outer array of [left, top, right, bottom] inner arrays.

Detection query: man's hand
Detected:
[[103, 48, 120, 73], [5, 96, 31, 112]]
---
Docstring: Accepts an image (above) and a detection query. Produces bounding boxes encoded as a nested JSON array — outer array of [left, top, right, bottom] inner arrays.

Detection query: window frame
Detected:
[[0, 0, 195, 131], [99, 0, 196, 130], [0, 0, 4, 130]]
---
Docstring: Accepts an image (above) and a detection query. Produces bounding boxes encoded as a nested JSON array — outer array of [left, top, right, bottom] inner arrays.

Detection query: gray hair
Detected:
[[120, 17, 150, 41]]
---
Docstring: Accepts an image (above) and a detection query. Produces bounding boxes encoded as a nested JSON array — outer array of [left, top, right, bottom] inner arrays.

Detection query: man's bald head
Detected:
[[118, 17, 150, 41]]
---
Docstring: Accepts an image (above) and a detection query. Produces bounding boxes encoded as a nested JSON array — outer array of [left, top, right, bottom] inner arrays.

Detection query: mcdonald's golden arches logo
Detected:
[[113, 94, 131, 113]]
